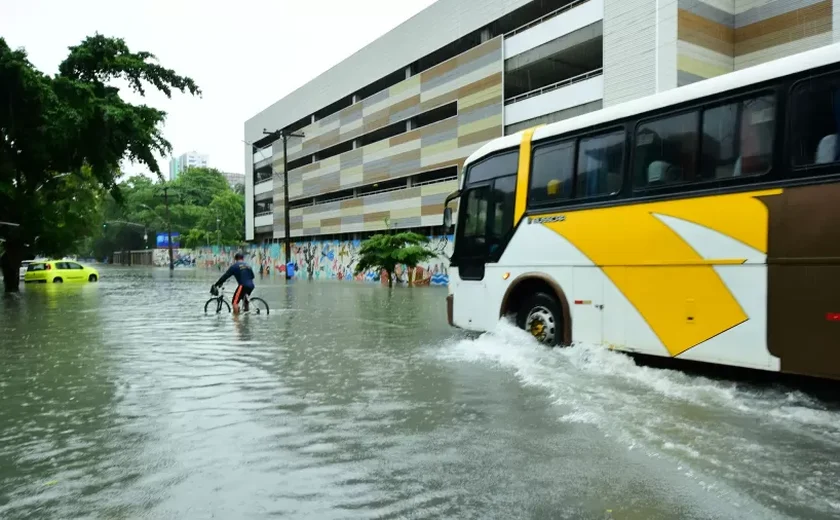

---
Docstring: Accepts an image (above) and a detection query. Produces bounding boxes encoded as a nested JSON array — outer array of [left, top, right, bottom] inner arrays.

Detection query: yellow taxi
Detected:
[[24, 260, 100, 284]]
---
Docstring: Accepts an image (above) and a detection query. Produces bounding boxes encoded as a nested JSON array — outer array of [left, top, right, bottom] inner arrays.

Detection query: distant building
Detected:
[[223, 172, 245, 188], [169, 151, 209, 181]]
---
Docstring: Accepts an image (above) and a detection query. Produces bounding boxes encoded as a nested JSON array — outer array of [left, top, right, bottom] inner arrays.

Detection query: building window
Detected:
[[529, 140, 574, 205], [255, 201, 273, 216], [791, 73, 840, 167], [576, 130, 624, 198], [634, 111, 699, 188], [255, 165, 273, 184], [701, 95, 775, 179]]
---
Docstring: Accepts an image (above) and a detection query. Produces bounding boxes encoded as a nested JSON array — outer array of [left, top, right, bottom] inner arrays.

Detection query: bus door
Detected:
[[451, 175, 518, 328], [450, 184, 490, 328]]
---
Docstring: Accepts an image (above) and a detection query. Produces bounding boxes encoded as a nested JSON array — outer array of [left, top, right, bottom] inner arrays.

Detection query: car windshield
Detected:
[[26, 263, 46, 272]]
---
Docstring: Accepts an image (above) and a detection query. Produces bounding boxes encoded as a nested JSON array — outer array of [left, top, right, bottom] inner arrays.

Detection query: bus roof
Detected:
[[464, 41, 840, 170]]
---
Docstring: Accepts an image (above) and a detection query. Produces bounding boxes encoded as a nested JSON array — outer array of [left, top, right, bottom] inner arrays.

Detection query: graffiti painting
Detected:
[[156, 234, 453, 286]]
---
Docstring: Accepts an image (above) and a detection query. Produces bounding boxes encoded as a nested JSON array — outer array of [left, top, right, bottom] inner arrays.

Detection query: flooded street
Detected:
[[1, 267, 839, 520]]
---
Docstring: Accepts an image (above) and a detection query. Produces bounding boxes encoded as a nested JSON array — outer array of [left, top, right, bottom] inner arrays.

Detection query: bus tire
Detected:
[[517, 292, 562, 347]]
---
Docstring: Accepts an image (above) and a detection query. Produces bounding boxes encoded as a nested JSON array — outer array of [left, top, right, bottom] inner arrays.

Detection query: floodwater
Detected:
[[0, 267, 838, 520]]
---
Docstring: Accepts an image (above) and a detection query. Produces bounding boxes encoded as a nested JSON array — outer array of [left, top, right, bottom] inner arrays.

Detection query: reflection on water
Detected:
[[0, 267, 838, 519]]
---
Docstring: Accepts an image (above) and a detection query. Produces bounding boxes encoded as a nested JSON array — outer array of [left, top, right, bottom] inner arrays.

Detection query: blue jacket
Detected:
[[216, 261, 255, 288]]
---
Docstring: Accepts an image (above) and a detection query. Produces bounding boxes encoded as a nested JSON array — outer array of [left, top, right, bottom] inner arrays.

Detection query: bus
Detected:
[[442, 43, 840, 381]]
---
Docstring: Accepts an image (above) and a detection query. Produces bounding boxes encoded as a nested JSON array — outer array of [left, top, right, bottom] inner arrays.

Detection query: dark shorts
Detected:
[[232, 285, 254, 306]]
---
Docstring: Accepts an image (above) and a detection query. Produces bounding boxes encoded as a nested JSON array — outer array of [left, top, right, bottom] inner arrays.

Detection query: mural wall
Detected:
[[150, 235, 453, 286]]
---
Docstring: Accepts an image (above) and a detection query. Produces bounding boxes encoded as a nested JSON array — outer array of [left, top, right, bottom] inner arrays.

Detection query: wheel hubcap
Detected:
[[526, 306, 556, 344]]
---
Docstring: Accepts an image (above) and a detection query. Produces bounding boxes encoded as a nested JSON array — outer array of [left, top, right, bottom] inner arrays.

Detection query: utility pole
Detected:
[[162, 186, 174, 271], [263, 128, 304, 279]]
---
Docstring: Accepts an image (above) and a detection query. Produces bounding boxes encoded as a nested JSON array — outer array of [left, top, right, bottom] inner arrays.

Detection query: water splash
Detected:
[[437, 320, 840, 518]]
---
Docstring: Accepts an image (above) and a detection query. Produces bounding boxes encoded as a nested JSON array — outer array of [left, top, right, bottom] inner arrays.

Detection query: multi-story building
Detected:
[[169, 151, 209, 181], [245, 0, 837, 247], [222, 172, 245, 188]]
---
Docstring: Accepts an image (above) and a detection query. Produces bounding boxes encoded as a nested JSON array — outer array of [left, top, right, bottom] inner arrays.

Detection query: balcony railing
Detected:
[[504, 0, 592, 38], [413, 175, 457, 188], [505, 68, 603, 106], [255, 209, 273, 217], [290, 175, 459, 211]]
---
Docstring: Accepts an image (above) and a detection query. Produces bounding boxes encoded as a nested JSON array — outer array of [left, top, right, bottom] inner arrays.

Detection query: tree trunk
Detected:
[[1, 242, 23, 293], [387, 270, 393, 288]]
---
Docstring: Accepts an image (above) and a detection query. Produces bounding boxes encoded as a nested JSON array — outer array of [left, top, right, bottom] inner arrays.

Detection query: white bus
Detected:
[[443, 43, 840, 381]]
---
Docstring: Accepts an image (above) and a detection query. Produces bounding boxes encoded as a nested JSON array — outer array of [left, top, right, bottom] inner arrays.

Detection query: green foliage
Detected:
[[0, 33, 199, 291], [354, 226, 436, 287], [172, 167, 229, 206], [87, 166, 245, 255], [31, 167, 108, 258]]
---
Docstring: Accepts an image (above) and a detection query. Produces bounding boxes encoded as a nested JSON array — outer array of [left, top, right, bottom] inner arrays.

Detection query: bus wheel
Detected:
[[517, 292, 561, 346]]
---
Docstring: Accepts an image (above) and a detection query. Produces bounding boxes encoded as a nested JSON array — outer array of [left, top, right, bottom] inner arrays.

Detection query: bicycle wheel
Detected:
[[248, 297, 270, 315], [204, 297, 231, 314]]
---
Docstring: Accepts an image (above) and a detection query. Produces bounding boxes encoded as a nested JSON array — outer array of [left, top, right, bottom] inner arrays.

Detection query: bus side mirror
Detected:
[[442, 207, 453, 230]]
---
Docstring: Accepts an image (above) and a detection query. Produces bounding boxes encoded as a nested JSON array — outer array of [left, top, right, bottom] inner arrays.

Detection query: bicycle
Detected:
[[204, 285, 270, 315]]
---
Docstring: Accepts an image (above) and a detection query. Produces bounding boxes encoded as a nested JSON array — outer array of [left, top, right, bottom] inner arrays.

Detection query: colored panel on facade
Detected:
[[677, 0, 834, 85], [265, 37, 503, 237]]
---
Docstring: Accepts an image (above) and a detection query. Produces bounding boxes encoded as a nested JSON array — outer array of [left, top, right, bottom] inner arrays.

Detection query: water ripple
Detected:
[[1, 268, 838, 519]]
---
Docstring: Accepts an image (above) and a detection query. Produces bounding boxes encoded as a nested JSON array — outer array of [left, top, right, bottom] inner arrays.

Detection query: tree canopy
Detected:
[[354, 225, 436, 287], [0, 34, 200, 291], [83, 167, 245, 259]]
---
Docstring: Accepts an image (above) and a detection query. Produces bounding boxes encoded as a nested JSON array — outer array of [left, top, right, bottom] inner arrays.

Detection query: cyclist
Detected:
[[213, 252, 256, 314]]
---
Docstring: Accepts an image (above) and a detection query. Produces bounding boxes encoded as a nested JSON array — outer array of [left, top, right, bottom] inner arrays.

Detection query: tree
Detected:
[[172, 167, 230, 207], [80, 166, 246, 256], [354, 224, 436, 288], [202, 190, 245, 244], [0, 34, 200, 291], [181, 191, 245, 248]]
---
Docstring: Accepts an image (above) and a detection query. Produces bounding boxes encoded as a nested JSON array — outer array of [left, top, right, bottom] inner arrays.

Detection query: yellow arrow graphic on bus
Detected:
[[542, 189, 780, 356]]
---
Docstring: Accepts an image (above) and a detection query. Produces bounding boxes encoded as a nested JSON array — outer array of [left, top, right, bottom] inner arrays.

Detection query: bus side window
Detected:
[[791, 74, 840, 167], [701, 95, 775, 179], [528, 140, 574, 206], [577, 130, 624, 198], [633, 111, 699, 189]]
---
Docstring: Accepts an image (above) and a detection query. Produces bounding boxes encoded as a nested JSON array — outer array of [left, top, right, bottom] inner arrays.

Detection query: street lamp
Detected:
[[138, 204, 162, 249]]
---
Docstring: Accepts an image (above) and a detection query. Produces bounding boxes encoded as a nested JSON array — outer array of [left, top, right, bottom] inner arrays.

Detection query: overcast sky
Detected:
[[0, 0, 437, 177]]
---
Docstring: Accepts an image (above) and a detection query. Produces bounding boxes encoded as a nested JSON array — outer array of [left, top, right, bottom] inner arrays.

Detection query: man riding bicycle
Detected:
[[213, 252, 255, 314]]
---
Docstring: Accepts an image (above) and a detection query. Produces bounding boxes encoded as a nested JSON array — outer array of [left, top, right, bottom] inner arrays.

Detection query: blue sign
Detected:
[[156, 232, 180, 248]]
